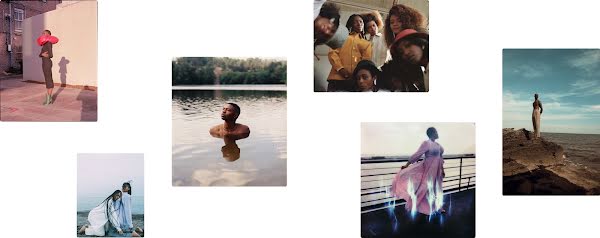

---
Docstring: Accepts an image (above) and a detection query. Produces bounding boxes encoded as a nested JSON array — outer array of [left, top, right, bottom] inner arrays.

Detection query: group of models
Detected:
[[77, 182, 143, 237], [315, 1, 429, 92]]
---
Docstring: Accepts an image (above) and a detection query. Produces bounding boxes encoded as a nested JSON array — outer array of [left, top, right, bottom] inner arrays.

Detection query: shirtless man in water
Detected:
[[532, 93, 543, 139], [209, 103, 250, 140]]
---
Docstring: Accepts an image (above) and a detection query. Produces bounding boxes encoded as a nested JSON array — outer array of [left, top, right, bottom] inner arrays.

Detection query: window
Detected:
[[14, 9, 24, 32]]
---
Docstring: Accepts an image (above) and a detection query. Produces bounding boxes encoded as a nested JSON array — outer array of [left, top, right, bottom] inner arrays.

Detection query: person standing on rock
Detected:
[[532, 93, 543, 139]]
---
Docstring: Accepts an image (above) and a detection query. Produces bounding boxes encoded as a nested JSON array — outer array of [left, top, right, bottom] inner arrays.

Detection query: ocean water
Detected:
[[77, 196, 144, 214], [172, 89, 287, 186], [542, 132, 600, 171]]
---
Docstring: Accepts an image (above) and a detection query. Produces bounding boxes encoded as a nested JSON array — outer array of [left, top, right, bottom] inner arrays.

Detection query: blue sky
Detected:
[[503, 49, 600, 134]]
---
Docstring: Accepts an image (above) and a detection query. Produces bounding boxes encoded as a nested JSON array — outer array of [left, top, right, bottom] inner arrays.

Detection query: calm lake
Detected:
[[172, 88, 287, 186]]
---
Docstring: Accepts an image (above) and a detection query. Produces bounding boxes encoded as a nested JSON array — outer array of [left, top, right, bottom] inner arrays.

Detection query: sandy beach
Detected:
[[77, 212, 144, 237]]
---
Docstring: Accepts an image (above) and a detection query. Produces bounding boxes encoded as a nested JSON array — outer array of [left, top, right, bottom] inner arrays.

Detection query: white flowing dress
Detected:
[[84, 199, 122, 236]]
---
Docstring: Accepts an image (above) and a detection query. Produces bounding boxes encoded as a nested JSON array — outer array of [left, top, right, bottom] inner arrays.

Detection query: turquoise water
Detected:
[[172, 90, 287, 186], [77, 196, 144, 214]]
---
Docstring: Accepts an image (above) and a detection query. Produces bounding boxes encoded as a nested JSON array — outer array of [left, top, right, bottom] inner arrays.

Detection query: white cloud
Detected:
[[568, 50, 600, 73], [511, 64, 546, 79], [503, 90, 597, 127], [582, 105, 600, 112], [545, 92, 576, 101], [542, 114, 587, 120], [571, 79, 598, 89], [567, 79, 600, 96]]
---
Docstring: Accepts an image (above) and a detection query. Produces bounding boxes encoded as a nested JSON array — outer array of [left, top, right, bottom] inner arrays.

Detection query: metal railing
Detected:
[[361, 154, 476, 213]]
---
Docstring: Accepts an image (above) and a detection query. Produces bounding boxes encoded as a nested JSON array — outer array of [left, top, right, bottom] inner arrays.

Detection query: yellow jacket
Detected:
[[327, 33, 372, 80]]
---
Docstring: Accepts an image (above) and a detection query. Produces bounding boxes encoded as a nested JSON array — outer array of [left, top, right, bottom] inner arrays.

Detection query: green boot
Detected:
[[48, 95, 53, 104], [42, 94, 50, 105]]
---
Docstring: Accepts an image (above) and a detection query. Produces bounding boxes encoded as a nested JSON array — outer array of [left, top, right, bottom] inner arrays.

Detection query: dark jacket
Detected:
[[39, 42, 53, 59]]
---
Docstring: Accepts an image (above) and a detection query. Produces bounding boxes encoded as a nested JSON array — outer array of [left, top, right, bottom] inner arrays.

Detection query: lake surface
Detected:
[[172, 89, 287, 186]]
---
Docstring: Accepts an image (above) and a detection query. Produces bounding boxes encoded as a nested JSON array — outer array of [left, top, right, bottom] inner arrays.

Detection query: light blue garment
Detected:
[[117, 193, 133, 230], [106, 225, 132, 237]]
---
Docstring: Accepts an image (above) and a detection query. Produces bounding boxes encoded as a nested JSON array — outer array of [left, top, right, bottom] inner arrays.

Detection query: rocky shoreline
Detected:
[[503, 128, 600, 195], [77, 212, 144, 237]]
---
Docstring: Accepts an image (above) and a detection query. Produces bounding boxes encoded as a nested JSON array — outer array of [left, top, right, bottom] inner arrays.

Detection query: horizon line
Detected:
[[503, 128, 600, 135]]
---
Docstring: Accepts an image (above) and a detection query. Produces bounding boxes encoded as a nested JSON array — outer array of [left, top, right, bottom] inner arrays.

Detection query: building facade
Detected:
[[1, 0, 60, 72]]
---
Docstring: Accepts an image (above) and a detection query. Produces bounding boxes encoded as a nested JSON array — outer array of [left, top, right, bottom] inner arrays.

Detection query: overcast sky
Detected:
[[77, 154, 144, 197], [361, 123, 476, 157]]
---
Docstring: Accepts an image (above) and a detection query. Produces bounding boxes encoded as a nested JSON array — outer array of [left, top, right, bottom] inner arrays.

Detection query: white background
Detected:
[[1, 0, 599, 237]]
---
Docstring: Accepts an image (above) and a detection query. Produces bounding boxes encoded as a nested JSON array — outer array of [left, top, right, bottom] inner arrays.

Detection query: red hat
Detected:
[[391, 29, 428, 49]]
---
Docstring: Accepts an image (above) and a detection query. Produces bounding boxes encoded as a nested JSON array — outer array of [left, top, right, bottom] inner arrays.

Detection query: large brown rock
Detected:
[[502, 128, 564, 176]]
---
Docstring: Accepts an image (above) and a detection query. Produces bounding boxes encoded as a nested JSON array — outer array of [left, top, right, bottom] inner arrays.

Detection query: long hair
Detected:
[[99, 190, 122, 230], [122, 182, 132, 195], [384, 4, 427, 47]]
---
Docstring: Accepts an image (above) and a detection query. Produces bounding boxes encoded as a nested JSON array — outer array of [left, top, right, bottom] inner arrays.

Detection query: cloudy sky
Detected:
[[361, 123, 475, 157], [503, 49, 600, 134], [77, 154, 144, 198]]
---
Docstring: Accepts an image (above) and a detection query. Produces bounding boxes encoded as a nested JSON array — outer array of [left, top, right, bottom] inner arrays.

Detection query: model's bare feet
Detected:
[[440, 208, 446, 213], [77, 225, 88, 234]]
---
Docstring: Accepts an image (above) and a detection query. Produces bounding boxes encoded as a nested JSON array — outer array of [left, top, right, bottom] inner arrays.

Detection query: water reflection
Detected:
[[172, 89, 286, 186], [221, 138, 241, 162]]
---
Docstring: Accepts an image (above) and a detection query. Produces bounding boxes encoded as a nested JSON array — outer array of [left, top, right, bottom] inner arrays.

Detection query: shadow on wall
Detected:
[[76, 85, 97, 121], [23, 1, 98, 87], [53, 56, 70, 101]]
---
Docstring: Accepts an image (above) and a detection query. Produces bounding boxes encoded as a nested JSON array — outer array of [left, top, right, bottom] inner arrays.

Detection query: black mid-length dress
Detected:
[[39, 42, 53, 89]]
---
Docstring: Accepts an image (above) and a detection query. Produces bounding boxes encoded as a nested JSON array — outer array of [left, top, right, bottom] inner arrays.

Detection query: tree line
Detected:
[[172, 57, 287, 85]]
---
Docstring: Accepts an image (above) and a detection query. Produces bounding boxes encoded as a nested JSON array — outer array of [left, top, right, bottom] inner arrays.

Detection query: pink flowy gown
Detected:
[[390, 140, 445, 215]]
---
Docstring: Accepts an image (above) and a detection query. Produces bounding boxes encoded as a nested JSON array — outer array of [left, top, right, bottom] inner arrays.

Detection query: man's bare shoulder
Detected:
[[209, 124, 223, 134], [237, 123, 250, 133]]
